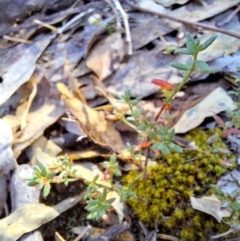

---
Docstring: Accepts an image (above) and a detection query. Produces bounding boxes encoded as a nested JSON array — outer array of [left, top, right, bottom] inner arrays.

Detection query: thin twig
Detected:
[[72, 225, 92, 241], [3, 35, 32, 44], [211, 227, 235, 239], [217, 4, 240, 27], [58, 8, 94, 34], [113, 0, 133, 55], [34, 19, 58, 32], [104, 0, 122, 47], [124, 0, 240, 39]]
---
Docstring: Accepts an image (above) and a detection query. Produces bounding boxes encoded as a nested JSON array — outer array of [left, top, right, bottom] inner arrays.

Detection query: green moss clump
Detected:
[[122, 128, 236, 241]]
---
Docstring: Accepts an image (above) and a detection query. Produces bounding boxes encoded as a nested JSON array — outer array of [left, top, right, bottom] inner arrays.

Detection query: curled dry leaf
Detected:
[[57, 83, 124, 153]]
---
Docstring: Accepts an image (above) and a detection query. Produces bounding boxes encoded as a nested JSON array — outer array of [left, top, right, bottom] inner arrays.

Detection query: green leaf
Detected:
[[168, 129, 175, 141], [46, 172, 56, 180], [43, 183, 51, 198], [174, 48, 193, 55], [186, 32, 196, 45], [170, 62, 191, 71], [130, 96, 142, 106], [154, 143, 170, 155], [157, 126, 166, 136], [186, 41, 195, 54], [169, 142, 183, 153], [28, 179, 40, 186], [229, 202, 240, 212], [201, 35, 217, 51], [146, 129, 158, 141], [195, 60, 209, 72], [211, 185, 225, 196], [126, 116, 135, 121]]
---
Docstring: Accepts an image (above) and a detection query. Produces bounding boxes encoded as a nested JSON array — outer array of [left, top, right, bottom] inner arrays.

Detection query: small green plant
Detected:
[[154, 33, 217, 120], [27, 156, 79, 198], [27, 33, 238, 239]]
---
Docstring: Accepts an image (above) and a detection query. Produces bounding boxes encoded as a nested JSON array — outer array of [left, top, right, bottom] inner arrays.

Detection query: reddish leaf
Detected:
[[222, 128, 240, 137], [213, 115, 225, 128], [151, 79, 174, 90]]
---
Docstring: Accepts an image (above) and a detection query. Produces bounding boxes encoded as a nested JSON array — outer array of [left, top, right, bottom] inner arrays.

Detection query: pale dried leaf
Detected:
[[198, 16, 240, 62], [218, 170, 240, 195], [173, 0, 240, 22], [0, 194, 83, 241], [25, 136, 62, 165], [107, 50, 181, 97], [0, 119, 17, 174], [86, 33, 124, 81], [155, 0, 188, 7], [19, 231, 43, 241], [13, 102, 65, 158], [0, 36, 53, 105], [173, 87, 236, 133], [10, 165, 41, 211], [190, 194, 231, 222]]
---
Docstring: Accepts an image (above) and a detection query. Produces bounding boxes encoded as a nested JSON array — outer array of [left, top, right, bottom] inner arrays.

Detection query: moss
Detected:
[[122, 128, 236, 241]]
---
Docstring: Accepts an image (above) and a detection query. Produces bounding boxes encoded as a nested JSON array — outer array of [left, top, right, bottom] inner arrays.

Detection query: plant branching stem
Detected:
[[155, 53, 198, 121]]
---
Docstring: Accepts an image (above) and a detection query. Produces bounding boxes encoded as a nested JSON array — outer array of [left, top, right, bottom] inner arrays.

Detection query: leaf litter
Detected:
[[0, 0, 240, 240]]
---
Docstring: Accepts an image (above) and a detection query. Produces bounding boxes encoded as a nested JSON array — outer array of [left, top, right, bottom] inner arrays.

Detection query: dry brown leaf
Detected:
[[198, 16, 240, 62], [0, 194, 84, 241], [173, 0, 240, 22], [0, 35, 53, 105], [107, 49, 181, 97], [86, 33, 124, 81], [130, 14, 173, 50], [10, 165, 41, 212], [190, 194, 231, 222], [173, 87, 236, 133], [13, 101, 65, 158], [25, 136, 62, 165], [0, 119, 17, 174], [58, 83, 124, 152]]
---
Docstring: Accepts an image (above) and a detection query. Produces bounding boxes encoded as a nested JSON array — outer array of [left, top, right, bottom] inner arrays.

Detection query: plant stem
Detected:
[[154, 53, 198, 121], [120, 115, 138, 131]]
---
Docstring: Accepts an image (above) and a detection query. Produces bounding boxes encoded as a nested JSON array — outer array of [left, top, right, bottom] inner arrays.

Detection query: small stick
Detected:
[[3, 35, 32, 44], [104, 0, 122, 47], [113, 0, 133, 55], [72, 225, 92, 241], [217, 5, 240, 27], [34, 19, 58, 32]]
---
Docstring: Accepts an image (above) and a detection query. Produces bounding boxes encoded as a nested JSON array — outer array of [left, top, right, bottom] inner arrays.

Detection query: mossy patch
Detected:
[[122, 128, 236, 241]]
